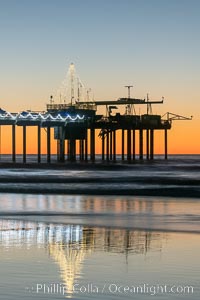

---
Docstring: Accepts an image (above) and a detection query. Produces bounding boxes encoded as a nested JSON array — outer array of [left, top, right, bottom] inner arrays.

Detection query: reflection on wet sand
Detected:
[[0, 194, 176, 214], [0, 220, 167, 297], [1, 194, 200, 233]]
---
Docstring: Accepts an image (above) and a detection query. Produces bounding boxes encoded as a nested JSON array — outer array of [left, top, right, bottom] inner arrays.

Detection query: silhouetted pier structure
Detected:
[[0, 63, 191, 163], [0, 97, 176, 163], [0, 61, 192, 164]]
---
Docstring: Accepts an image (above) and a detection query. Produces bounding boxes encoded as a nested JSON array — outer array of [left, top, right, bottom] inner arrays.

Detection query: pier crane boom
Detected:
[[162, 112, 193, 123]]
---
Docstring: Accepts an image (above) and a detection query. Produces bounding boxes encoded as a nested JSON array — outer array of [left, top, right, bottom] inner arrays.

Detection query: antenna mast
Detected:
[[70, 63, 75, 105], [125, 85, 135, 115], [125, 85, 133, 99]]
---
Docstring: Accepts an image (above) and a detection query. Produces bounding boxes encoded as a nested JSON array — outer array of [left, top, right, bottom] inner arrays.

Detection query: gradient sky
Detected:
[[0, 0, 200, 154]]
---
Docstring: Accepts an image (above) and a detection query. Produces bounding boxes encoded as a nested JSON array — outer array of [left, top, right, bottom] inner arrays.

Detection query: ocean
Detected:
[[0, 155, 199, 299], [0, 154, 200, 197]]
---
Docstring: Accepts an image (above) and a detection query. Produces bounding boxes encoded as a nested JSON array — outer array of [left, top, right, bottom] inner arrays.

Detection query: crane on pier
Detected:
[[162, 112, 193, 123]]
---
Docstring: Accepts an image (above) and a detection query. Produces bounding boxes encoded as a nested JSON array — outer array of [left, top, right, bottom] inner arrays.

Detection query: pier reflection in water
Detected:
[[0, 219, 200, 300], [0, 220, 167, 298], [0, 194, 200, 299], [0, 194, 172, 213], [1, 193, 200, 216]]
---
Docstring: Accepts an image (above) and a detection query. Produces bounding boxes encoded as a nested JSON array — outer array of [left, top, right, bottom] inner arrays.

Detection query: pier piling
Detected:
[[165, 129, 168, 160], [90, 128, 95, 161], [102, 131, 105, 161], [85, 132, 88, 161], [121, 129, 124, 161], [146, 129, 149, 160], [106, 130, 109, 161], [37, 125, 41, 163], [60, 127, 65, 162], [110, 130, 113, 160], [47, 127, 51, 163], [12, 125, 16, 163], [113, 130, 116, 161], [127, 129, 132, 161], [23, 126, 26, 163], [132, 130, 135, 160], [139, 129, 143, 160], [150, 129, 154, 160]]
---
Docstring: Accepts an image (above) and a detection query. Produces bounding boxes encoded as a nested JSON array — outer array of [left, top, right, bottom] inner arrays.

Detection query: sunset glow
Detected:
[[0, 0, 199, 155]]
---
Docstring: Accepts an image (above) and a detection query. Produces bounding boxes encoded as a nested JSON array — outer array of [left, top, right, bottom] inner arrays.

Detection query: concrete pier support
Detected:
[[121, 129, 124, 161], [139, 129, 143, 160], [113, 130, 116, 161], [90, 128, 95, 161], [23, 126, 26, 163], [59, 127, 65, 162], [37, 125, 41, 163], [127, 129, 132, 161], [146, 129, 149, 160], [132, 130, 135, 160], [79, 139, 84, 161], [102, 132, 105, 161], [67, 140, 70, 161], [47, 127, 51, 163], [69, 139, 76, 161], [81, 139, 84, 160], [12, 125, 16, 163], [79, 140, 81, 161], [57, 140, 60, 162], [85, 131, 88, 161], [164, 129, 168, 160], [74, 140, 76, 160], [68, 140, 71, 161], [106, 130, 109, 161], [150, 129, 154, 160], [109, 130, 113, 160]]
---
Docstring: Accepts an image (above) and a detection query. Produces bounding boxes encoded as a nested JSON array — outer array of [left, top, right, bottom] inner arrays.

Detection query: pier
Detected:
[[0, 99, 172, 163], [0, 65, 192, 164], [0, 98, 192, 164]]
